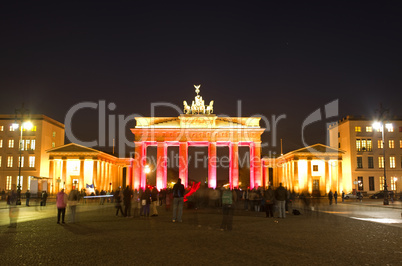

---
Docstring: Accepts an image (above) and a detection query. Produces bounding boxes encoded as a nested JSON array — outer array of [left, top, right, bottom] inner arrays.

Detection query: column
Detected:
[[208, 142, 217, 189], [79, 159, 84, 191], [307, 159, 312, 194], [133, 141, 144, 190], [179, 142, 188, 188], [93, 160, 98, 189], [294, 161, 299, 193], [128, 163, 133, 188], [337, 161, 343, 193], [254, 142, 262, 188], [156, 142, 168, 190], [325, 161, 330, 194], [230, 142, 239, 189], [249, 143, 255, 189], [62, 159, 67, 190]]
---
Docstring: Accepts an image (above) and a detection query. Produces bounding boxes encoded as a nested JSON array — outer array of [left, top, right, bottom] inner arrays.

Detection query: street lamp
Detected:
[[12, 120, 33, 204], [372, 121, 392, 205]]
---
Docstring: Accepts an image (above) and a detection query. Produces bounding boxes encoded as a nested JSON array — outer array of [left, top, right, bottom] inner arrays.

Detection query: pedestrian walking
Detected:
[[25, 190, 31, 206], [275, 183, 287, 218], [342, 191, 345, 203], [141, 187, 151, 218], [41, 191, 48, 206], [123, 186, 133, 217], [220, 187, 236, 231], [334, 191, 338, 204], [68, 188, 79, 223], [172, 178, 185, 222], [56, 189, 68, 224], [151, 187, 159, 217], [328, 190, 333, 205], [115, 190, 124, 216], [264, 186, 275, 218]]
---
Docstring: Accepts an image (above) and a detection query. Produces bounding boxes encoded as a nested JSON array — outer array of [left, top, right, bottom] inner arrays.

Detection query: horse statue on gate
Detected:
[[183, 101, 191, 114], [206, 100, 214, 114]]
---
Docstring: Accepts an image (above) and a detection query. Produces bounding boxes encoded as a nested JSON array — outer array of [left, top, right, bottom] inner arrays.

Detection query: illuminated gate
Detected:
[[130, 85, 265, 190]]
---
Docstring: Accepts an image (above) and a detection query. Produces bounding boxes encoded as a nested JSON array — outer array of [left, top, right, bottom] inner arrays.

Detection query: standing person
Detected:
[[114, 189, 124, 216], [25, 190, 31, 206], [56, 189, 68, 224], [334, 191, 338, 204], [275, 183, 287, 218], [328, 190, 333, 205], [264, 186, 275, 218], [242, 188, 249, 211], [41, 191, 48, 206], [141, 187, 151, 218], [68, 188, 79, 223], [123, 186, 132, 217], [220, 187, 236, 231], [342, 191, 345, 203], [172, 178, 185, 223], [151, 187, 159, 217]]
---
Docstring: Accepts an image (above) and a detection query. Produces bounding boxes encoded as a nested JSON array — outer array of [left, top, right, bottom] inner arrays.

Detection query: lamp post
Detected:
[[373, 121, 392, 205], [13, 104, 32, 204]]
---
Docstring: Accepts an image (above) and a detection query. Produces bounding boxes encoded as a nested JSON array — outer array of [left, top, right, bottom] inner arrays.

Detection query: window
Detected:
[[400, 140, 402, 149], [390, 177, 396, 191], [361, 139, 367, 151], [9, 125, 15, 131], [52, 142, 55, 148], [358, 176, 363, 191], [8, 139, 14, 148], [389, 140, 395, 149], [379, 176, 384, 190], [0, 139, 2, 148], [356, 139, 361, 151], [355, 126, 361, 132], [378, 156, 384, 168], [369, 176, 375, 191], [366, 126, 372, 132], [29, 156, 35, 168], [52, 131, 56, 137], [367, 140, 372, 151], [17, 176, 23, 190], [0, 125, 4, 131], [387, 124, 394, 132], [27, 176, 32, 190], [338, 132, 340, 138], [368, 157, 374, 168], [378, 140, 383, 149], [32, 126, 37, 132], [6, 176, 12, 190], [18, 156, 24, 168], [338, 142, 341, 148], [25, 139, 30, 150], [0, 155, 2, 167], [357, 157, 363, 168], [31, 140, 35, 150], [390, 156, 396, 168], [7, 156, 13, 167], [313, 165, 318, 171]]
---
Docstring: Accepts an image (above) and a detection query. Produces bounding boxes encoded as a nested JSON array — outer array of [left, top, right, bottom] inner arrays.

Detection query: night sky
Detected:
[[1, 1, 401, 160]]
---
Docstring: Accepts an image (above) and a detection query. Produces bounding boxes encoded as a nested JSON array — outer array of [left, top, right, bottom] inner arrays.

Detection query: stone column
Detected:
[[249, 143, 255, 189], [156, 142, 168, 190], [179, 142, 188, 188], [325, 161, 330, 194], [208, 142, 217, 188], [93, 159, 98, 189], [133, 141, 144, 190], [253, 142, 262, 188], [230, 142, 239, 189], [307, 159, 312, 194], [79, 159, 84, 191], [338, 160, 343, 193], [294, 161, 299, 193], [62, 159, 67, 190]]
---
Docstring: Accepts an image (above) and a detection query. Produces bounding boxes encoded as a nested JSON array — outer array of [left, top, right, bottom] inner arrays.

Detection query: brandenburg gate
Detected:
[[130, 85, 265, 190]]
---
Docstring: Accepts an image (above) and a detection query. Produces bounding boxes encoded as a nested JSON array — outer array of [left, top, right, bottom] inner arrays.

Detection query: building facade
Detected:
[[0, 114, 65, 192], [328, 116, 402, 195]]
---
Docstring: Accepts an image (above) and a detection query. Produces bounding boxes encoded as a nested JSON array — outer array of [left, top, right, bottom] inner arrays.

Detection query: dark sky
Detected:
[[1, 1, 402, 159]]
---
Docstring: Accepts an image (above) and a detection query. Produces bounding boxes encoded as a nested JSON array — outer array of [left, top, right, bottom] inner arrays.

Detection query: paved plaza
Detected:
[[0, 199, 401, 265]]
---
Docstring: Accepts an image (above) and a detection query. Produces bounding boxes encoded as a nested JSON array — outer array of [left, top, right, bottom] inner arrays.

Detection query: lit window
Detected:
[[0, 139, 2, 148], [0, 125, 3, 131], [9, 125, 15, 131], [28, 176, 32, 190], [0, 156, 2, 167], [379, 177, 384, 190], [358, 176, 363, 190], [390, 177, 397, 191], [7, 156, 13, 167], [378, 156, 384, 169], [19, 156, 24, 168], [356, 139, 361, 151], [376, 126, 383, 132], [386, 124, 394, 132], [17, 176, 23, 190], [29, 156, 35, 167], [366, 126, 372, 132], [31, 140, 35, 150], [378, 140, 383, 149], [361, 139, 367, 151], [355, 126, 361, 132], [32, 126, 37, 132], [25, 139, 30, 150], [367, 139, 372, 151], [313, 165, 318, 171], [20, 140, 24, 150], [6, 176, 12, 190], [8, 139, 14, 148], [389, 140, 394, 149], [52, 142, 55, 148], [390, 156, 395, 168], [400, 140, 402, 149], [52, 131, 56, 137], [357, 157, 363, 168]]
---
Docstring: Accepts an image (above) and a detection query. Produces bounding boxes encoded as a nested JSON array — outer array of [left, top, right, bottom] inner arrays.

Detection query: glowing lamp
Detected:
[[23, 121, 33, 130], [12, 123, 19, 129], [144, 165, 151, 174], [372, 122, 381, 130]]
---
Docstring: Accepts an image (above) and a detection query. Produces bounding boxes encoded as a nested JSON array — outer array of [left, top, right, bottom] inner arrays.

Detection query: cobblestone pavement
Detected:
[[0, 201, 401, 265]]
